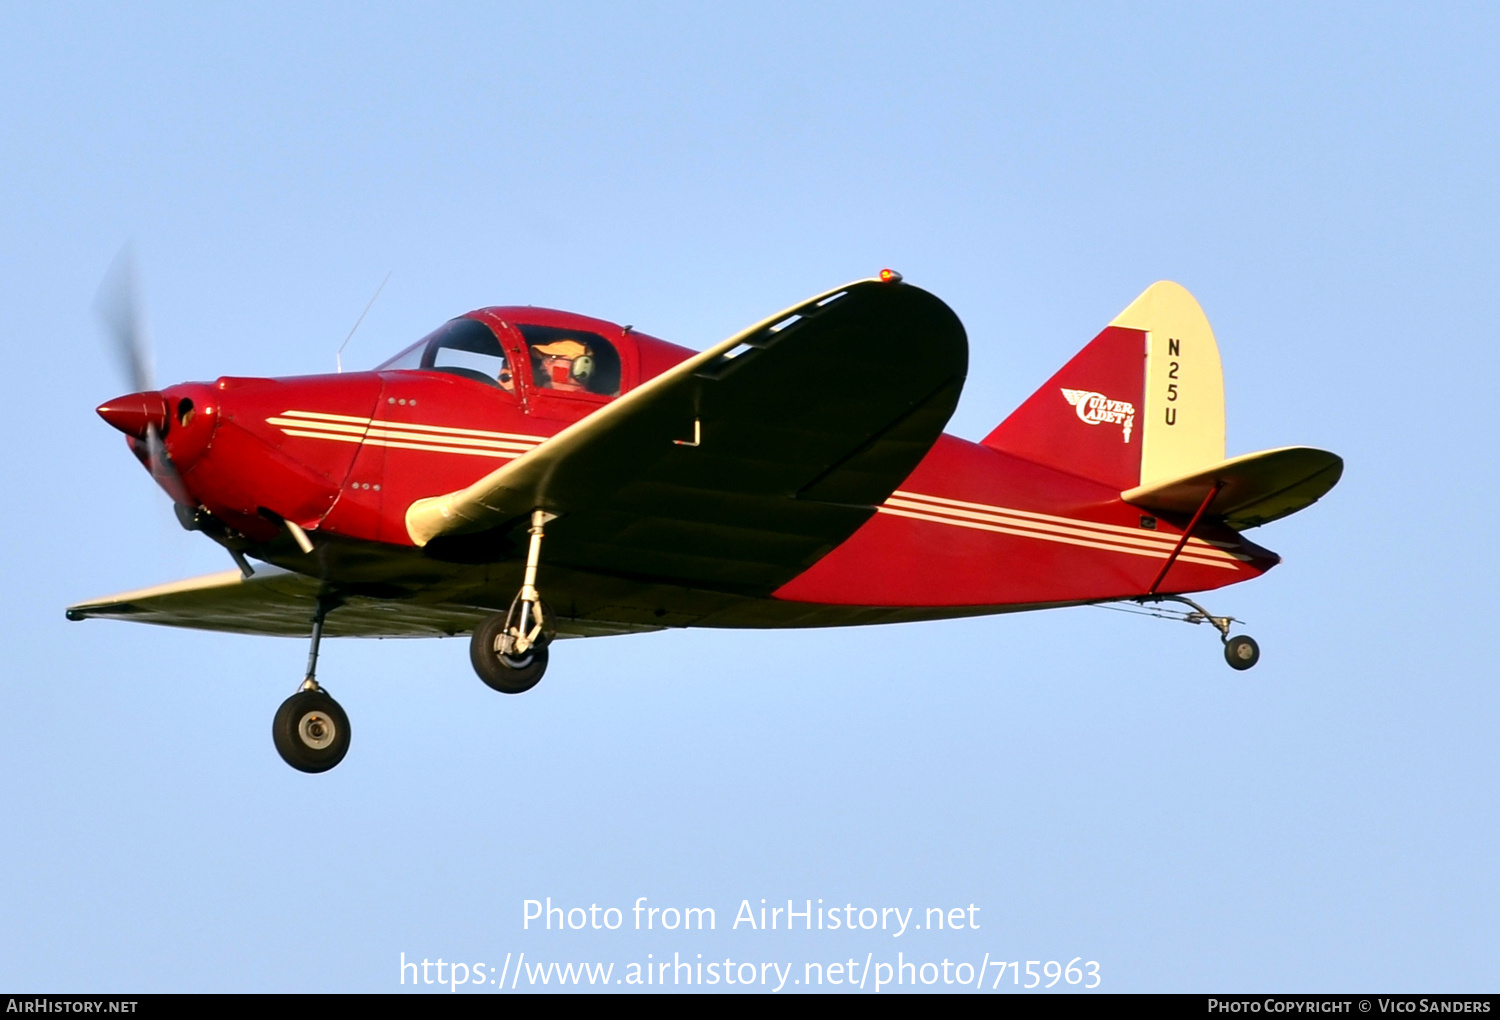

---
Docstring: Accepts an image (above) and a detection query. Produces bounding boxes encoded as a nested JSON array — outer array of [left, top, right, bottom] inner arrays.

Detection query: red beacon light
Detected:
[[878, 268, 903, 283]]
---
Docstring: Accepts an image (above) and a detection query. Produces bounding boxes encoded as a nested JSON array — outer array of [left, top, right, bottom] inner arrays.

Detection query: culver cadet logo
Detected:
[[1061, 388, 1135, 443]]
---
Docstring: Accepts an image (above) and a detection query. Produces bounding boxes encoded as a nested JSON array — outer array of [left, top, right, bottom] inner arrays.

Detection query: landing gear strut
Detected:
[[470, 510, 556, 694], [272, 595, 351, 772], [1108, 594, 1261, 671]]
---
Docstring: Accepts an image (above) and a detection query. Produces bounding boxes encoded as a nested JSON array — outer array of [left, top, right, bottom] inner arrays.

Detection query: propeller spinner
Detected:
[[94, 248, 193, 506]]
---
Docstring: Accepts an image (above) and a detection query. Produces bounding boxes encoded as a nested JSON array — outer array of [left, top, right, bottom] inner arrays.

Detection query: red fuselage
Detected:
[[104, 304, 1278, 624]]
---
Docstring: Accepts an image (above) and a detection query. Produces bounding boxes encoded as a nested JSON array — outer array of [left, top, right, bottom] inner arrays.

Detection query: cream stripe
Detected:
[[272, 410, 548, 444], [892, 488, 1209, 542], [268, 417, 370, 436], [363, 438, 523, 459], [874, 506, 1238, 570], [279, 428, 365, 444], [365, 427, 536, 453], [368, 418, 546, 443], [886, 496, 1182, 552], [883, 496, 1240, 563], [278, 409, 373, 425], [890, 488, 1234, 558], [268, 410, 549, 462], [271, 429, 527, 457]]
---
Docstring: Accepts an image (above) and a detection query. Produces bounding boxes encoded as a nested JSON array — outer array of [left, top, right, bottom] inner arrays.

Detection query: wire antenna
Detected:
[[336, 270, 392, 373]]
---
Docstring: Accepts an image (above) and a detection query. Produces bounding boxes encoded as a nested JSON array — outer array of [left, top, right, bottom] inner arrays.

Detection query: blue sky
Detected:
[[1, 2, 1496, 992]]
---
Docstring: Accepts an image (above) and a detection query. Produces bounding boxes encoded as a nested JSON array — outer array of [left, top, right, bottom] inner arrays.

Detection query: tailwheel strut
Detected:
[[272, 594, 352, 772], [1103, 594, 1261, 671], [470, 509, 556, 694], [1118, 481, 1259, 670]]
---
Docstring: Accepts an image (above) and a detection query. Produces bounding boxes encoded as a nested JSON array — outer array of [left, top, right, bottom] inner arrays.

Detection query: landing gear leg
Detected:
[[273, 595, 351, 772], [1132, 594, 1260, 671], [470, 510, 556, 694]]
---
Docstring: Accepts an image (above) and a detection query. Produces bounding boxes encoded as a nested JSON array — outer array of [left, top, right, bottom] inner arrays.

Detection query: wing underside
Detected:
[[410, 278, 969, 595], [65, 566, 660, 639]]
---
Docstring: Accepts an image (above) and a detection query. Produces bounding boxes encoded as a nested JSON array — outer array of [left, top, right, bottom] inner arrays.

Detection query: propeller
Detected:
[[94, 246, 193, 506], [95, 245, 153, 393]]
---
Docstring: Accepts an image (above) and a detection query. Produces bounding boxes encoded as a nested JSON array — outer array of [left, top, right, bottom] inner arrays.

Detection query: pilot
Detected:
[[532, 339, 596, 393]]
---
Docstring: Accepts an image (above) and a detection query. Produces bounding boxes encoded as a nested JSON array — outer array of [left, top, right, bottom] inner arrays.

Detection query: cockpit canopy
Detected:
[[377, 316, 622, 397]]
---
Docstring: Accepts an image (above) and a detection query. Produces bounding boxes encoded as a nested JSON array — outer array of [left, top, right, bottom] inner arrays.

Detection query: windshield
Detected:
[[376, 318, 514, 391]]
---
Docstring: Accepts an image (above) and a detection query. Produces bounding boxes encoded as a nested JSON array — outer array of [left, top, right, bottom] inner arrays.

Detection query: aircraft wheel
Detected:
[[1224, 635, 1260, 671], [272, 689, 351, 772], [470, 613, 549, 694]]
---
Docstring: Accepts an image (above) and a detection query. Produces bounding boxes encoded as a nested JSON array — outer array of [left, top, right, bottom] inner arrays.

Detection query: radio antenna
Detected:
[[336, 270, 392, 373]]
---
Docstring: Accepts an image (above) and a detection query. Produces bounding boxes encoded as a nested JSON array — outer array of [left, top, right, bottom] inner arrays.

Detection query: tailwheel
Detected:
[[1223, 634, 1260, 671], [471, 612, 549, 694], [1101, 594, 1261, 671], [273, 686, 351, 773]]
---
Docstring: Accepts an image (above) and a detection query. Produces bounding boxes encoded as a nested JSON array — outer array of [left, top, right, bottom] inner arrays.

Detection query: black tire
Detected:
[[470, 613, 549, 694], [1224, 635, 1260, 671], [272, 689, 351, 773]]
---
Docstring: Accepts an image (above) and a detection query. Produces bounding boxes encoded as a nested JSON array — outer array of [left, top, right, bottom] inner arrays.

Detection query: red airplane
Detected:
[[70, 270, 1342, 772]]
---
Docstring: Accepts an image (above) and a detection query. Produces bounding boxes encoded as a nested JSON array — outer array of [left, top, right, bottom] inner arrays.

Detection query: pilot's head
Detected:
[[533, 339, 595, 392]]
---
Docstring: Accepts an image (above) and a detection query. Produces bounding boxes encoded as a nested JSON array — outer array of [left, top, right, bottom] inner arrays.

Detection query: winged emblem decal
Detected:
[[1061, 388, 1135, 443]]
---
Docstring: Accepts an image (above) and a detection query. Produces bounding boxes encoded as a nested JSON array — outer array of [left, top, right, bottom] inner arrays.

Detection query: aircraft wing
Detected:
[[65, 566, 656, 639], [406, 277, 968, 594]]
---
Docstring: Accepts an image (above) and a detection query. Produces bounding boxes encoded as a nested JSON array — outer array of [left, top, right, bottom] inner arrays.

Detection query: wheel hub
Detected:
[[298, 711, 337, 750]]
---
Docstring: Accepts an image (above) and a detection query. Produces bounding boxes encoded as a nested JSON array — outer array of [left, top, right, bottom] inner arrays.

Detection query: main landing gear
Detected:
[[1110, 594, 1261, 671], [470, 509, 556, 694], [272, 595, 351, 772]]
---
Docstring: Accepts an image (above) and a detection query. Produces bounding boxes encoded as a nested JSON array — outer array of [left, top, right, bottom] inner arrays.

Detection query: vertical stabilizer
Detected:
[[981, 324, 1147, 489], [983, 281, 1225, 491]]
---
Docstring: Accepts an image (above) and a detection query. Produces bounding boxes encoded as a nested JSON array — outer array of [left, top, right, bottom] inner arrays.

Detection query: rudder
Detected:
[[1113, 281, 1225, 489]]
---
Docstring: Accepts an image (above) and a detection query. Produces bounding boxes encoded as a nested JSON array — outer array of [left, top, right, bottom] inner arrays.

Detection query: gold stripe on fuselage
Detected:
[[880, 492, 1241, 570], [267, 410, 546, 461]]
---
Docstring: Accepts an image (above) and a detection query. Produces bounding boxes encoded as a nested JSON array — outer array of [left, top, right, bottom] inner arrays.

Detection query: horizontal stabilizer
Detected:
[[1121, 446, 1343, 530]]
